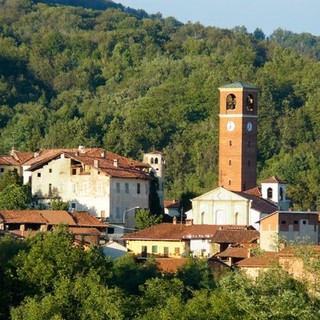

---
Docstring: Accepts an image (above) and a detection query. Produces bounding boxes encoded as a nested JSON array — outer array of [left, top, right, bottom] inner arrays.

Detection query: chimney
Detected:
[[101, 150, 105, 158], [113, 159, 119, 168], [94, 160, 99, 168], [247, 248, 251, 258], [186, 219, 193, 226], [78, 146, 85, 153], [173, 216, 177, 225]]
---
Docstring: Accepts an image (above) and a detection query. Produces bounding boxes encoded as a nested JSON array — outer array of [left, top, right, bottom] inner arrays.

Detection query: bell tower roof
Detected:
[[219, 82, 259, 90]]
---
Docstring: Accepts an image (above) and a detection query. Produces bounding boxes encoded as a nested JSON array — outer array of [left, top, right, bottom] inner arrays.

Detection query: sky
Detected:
[[115, 0, 320, 37]]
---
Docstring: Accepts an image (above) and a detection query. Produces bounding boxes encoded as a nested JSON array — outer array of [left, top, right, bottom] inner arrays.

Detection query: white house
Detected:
[[24, 147, 162, 227]]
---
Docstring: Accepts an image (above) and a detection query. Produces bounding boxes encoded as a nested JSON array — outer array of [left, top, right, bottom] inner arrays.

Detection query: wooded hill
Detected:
[[1, 0, 320, 209]]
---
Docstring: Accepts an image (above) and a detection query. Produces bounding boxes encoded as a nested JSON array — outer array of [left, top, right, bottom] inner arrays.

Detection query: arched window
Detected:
[[201, 212, 205, 224], [279, 187, 284, 201], [150, 157, 154, 164], [229, 160, 232, 166], [267, 187, 273, 199], [226, 94, 236, 110], [155, 158, 159, 164], [228, 179, 232, 186], [235, 212, 239, 225], [246, 94, 254, 111]]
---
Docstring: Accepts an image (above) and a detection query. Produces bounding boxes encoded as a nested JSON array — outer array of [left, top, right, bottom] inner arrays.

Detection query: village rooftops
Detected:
[[122, 223, 253, 241]]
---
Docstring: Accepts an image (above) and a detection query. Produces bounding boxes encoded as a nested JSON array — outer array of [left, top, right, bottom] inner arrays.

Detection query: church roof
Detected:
[[219, 82, 258, 89]]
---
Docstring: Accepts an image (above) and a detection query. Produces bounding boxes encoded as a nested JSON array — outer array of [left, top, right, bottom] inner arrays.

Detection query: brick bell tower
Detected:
[[218, 82, 258, 192]]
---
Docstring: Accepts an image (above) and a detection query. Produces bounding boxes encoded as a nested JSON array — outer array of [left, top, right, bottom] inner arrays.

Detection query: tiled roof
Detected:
[[11, 151, 34, 164], [0, 210, 48, 224], [40, 210, 76, 226], [122, 223, 250, 241], [25, 148, 150, 180], [215, 247, 250, 259], [234, 191, 277, 215], [212, 229, 259, 244], [155, 258, 188, 273], [164, 200, 180, 209], [278, 245, 320, 257], [68, 227, 102, 235], [69, 212, 107, 227], [244, 187, 262, 197], [236, 252, 278, 267], [261, 176, 286, 184]]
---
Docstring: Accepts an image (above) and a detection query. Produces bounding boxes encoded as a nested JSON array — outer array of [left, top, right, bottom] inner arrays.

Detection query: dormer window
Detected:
[[226, 94, 236, 110]]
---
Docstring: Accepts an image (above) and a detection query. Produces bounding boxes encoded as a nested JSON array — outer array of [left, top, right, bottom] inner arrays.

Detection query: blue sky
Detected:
[[116, 0, 320, 37]]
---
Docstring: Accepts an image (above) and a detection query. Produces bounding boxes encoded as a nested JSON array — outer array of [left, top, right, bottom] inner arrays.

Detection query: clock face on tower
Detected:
[[247, 121, 253, 132], [227, 121, 235, 131]]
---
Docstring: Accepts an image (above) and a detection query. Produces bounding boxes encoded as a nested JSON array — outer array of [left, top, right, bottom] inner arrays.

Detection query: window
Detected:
[[72, 168, 77, 175], [175, 247, 180, 255], [71, 202, 76, 209], [293, 220, 299, 224], [163, 247, 169, 257], [267, 187, 273, 199], [281, 220, 286, 224], [229, 140, 232, 146], [152, 245, 158, 254], [48, 183, 52, 196], [226, 94, 236, 110], [228, 179, 232, 186], [0, 168, 4, 173], [141, 246, 147, 257], [116, 182, 120, 193], [229, 160, 232, 166], [246, 94, 254, 111], [49, 168, 52, 173], [150, 157, 154, 164], [125, 183, 129, 194], [37, 172, 41, 177], [107, 227, 114, 234], [155, 158, 158, 164], [116, 207, 120, 219], [137, 183, 140, 194], [303, 220, 307, 225]]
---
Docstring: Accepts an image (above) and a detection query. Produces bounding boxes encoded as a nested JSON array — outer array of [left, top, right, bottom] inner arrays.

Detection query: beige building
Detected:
[[24, 147, 161, 226], [259, 211, 319, 251]]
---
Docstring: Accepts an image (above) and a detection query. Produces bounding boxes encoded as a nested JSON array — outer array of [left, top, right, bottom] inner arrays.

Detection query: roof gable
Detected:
[[192, 187, 247, 202]]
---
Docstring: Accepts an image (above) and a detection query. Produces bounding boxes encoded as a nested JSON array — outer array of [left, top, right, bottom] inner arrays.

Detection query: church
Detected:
[[187, 82, 289, 230]]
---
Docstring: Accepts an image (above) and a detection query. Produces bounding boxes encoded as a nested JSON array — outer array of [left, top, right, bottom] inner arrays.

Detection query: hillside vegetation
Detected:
[[1, 0, 320, 208]]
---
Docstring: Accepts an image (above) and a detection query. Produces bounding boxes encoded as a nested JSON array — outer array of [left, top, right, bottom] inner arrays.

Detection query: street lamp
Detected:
[[122, 206, 140, 225]]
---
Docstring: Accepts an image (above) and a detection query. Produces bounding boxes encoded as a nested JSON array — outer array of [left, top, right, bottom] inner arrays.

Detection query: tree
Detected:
[[0, 184, 31, 209], [135, 209, 162, 230], [50, 199, 69, 210]]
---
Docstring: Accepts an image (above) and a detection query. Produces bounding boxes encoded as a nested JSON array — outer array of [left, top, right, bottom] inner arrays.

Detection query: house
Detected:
[[235, 251, 278, 279], [258, 211, 319, 251], [122, 219, 255, 259], [102, 240, 128, 259], [0, 149, 33, 177], [164, 200, 180, 217], [22, 147, 164, 228], [0, 210, 107, 245]]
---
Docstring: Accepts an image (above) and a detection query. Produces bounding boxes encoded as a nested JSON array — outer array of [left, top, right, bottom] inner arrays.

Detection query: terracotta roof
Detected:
[[122, 223, 250, 241], [244, 187, 262, 197], [11, 151, 34, 164], [278, 245, 320, 257], [0, 156, 20, 166], [215, 247, 250, 259], [68, 227, 102, 235], [234, 191, 277, 215], [236, 252, 278, 267], [261, 176, 286, 184], [69, 212, 107, 227], [212, 229, 259, 244], [25, 148, 150, 180], [40, 211, 76, 226], [164, 200, 180, 209], [0, 210, 48, 224], [155, 258, 188, 273]]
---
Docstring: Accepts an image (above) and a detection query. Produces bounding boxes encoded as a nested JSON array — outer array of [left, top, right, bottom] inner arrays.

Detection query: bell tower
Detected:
[[218, 82, 258, 191]]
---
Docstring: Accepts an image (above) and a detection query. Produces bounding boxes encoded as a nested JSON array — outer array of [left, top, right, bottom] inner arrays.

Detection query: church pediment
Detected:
[[192, 187, 247, 202]]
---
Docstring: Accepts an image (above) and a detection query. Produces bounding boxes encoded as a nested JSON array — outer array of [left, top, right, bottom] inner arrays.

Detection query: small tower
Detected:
[[261, 176, 290, 210], [143, 151, 165, 208], [218, 82, 259, 192]]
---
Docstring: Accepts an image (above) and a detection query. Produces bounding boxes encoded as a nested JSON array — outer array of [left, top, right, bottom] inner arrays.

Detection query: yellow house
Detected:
[[122, 220, 254, 259]]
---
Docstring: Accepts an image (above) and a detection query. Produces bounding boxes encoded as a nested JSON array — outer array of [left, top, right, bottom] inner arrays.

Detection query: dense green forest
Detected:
[[1, 0, 320, 209], [1, 228, 320, 320]]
